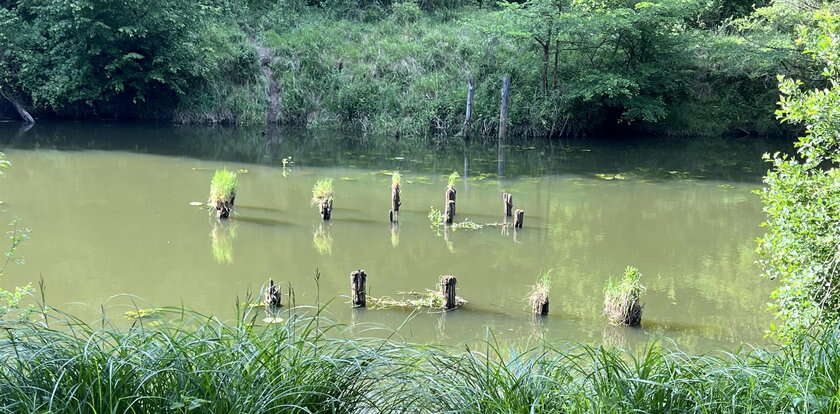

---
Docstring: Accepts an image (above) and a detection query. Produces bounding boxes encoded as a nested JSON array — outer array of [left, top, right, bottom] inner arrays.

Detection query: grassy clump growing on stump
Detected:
[[311, 178, 334, 206], [528, 271, 552, 315], [392, 171, 401, 187], [447, 171, 459, 188], [209, 169, 238, 204], [604, 266, 645, 326]]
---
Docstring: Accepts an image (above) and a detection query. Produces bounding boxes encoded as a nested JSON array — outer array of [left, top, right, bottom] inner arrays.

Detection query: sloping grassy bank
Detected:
[[2, 307, 839, 413]]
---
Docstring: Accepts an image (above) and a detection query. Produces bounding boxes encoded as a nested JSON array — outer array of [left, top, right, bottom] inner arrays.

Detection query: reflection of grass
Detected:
[[210, 223, 236, 264], [313, 225, 333, 255]]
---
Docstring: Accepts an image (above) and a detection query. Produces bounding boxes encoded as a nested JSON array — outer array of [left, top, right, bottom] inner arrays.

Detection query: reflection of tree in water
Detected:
[[312, 223, 333, 256], [210, 221, 236, 264]]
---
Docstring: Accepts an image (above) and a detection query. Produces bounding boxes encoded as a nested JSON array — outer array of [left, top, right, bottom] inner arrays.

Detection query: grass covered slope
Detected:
[[2, 307, 840, 413]]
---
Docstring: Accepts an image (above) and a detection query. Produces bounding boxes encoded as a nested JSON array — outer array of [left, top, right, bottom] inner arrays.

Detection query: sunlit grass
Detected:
[[311, 178, 334, 206], [3, 307, 840, 413], [604, 266, 645, 326], [209, 169, 238, 203]]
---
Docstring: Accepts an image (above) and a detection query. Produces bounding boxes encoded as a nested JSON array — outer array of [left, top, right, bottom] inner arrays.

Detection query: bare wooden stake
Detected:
[[264, 279, 282, 311], [533, 297, 549, 316], [320, 198, 333, 221], [390, 183, 401, 223], [444, 200, 455, 225], [351, 269, 367, 308], [502, 192, 513, 217], [215, 193, 236, 219], [498, 75, 510, 141], [440, 275, 457, 310], [445, 186, 457, 217], [514, 209, 525, 229]]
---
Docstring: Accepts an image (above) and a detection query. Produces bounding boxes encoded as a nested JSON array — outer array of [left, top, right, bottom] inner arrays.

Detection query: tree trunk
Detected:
[[498, 75, 510, 141], [1, 90, 34, 124]]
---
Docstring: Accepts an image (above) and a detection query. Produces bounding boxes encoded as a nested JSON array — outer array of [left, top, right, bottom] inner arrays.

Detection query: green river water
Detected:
[[0, 122, 787, 351]]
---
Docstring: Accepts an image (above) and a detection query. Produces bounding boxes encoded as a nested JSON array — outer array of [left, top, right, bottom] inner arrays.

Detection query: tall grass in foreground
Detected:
[[2, 307, 840, 413]]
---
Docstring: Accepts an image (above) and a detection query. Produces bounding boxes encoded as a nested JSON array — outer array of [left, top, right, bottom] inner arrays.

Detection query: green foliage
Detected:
[[5, 308, 840, 412], [209, 169, 238, 203], [391, 170, 401, 186], [447, 171, 459, 187], [311, 178, 334, 205], [758, 9, 840, 338], [428, 206, 444, 227], [391, 0, 421, 24]]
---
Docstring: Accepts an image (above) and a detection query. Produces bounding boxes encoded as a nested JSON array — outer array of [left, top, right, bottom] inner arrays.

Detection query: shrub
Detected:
[[391, 0, 421, 24], [758, 10, 840, 338]]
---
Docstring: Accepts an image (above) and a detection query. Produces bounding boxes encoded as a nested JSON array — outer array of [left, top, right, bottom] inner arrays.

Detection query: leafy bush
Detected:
[[391, 0, 421, 24], [758, 9, 840, 338]]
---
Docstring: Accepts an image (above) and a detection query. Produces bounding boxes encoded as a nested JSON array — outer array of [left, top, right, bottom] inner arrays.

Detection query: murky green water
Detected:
[[0, 122, 786, 351]]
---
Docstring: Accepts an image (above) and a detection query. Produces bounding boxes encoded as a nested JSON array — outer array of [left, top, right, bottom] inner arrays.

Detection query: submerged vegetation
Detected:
[[604, 266, 645, 327]]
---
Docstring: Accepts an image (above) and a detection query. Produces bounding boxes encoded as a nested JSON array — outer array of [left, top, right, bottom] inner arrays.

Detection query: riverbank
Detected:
[[0, 0, 814, 139], [0, 307, 837, 413]]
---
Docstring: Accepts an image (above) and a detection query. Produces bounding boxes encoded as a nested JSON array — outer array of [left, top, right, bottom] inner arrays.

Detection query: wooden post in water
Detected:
[[533, 296, 549, 316], [445, 185, 457, 217], [264, 279, 282, 311], [514, 209, 525, 229], [440, 275, 457, 310], [462, 77, 474, 139], [502, 192, 513, 217], [444, 200, 455, 225], [320, 199, 333, 221], [498, 75, 510, 141], [351, 270, 367, 308], [390, 182, 401, 223]]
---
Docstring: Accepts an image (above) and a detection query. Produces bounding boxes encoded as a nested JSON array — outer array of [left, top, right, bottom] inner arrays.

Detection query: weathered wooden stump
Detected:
[[264, 279, 282, 311], [320, 198, 333, 221], [444, 200, 455, 225], [502, 192, 513, 217], [440, 275, 457, 310], [533, 297, 549, 316], [445, 186, 456, 216], [514, 209, 525, 229], [351, 269, 367, 308], [390, 183, 401, 223], [215, 194, 236, 219]]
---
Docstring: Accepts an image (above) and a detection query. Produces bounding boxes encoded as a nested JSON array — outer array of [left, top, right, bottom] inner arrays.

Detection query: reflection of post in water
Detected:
[[436, 310, 448, 341], [312, 223, 333, 255], [443, 226, 454, 253], [497, 138, 506, 178], [261, 124, 284, 164], [390, 223, 400, 247], [210, 220, 236, 264], [602, 326, 629, 350]]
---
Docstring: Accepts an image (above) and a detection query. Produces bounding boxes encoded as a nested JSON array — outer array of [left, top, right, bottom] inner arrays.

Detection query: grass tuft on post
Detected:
[[311, 178, 335, 220], [604, 266, 645, 326], [528, 271, 551, 316], [209, 169, 238, 219]]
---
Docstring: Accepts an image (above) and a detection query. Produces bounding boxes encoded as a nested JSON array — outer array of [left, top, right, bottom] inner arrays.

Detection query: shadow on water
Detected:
[[236, 204, 285, 213], [0, 121, 791, 183], [233, 215, 296, 228]]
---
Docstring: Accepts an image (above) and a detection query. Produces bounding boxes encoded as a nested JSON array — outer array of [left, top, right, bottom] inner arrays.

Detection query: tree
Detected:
[[758, 9, 840, 338]]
